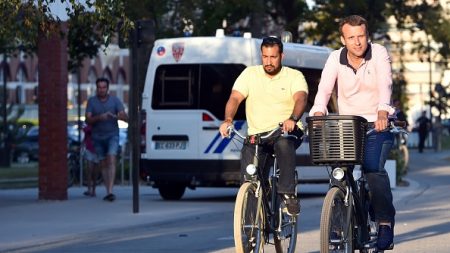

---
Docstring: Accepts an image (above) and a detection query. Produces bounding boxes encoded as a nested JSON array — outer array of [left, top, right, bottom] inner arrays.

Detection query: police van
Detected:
[[140, 32, 334, 200]]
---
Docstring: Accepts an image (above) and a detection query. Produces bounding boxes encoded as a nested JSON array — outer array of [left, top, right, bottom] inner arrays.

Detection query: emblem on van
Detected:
[[157, 46, 166, 56], [172, 42, 185, 62]]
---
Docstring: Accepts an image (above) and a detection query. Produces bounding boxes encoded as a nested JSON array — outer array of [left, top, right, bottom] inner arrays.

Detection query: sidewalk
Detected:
[[0, 186, 228, 252], [1, 148, 448, 252]]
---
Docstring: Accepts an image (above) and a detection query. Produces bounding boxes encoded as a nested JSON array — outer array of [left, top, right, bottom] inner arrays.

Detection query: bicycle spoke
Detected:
[[234, 182, 264, 253], [320, 187, 353, 253]]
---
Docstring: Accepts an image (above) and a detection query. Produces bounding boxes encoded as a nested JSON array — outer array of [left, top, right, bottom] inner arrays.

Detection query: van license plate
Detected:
[[155, 141, 187, 150]]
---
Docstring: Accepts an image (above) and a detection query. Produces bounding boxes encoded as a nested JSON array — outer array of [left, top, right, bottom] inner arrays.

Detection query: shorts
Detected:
[[83, 149, 99, 163], [93, 135, 119, 161]]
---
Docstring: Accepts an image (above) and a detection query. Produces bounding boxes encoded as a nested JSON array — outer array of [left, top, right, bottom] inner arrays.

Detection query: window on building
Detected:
[[16, 65, 28, 104], [87, 67, 97, 97], [116, 69, 126, 102]]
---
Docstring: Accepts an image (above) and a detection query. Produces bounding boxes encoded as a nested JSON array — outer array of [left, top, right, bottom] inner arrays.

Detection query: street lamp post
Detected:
[[1, 53, 10, 167], [427, 35, 433, 129]]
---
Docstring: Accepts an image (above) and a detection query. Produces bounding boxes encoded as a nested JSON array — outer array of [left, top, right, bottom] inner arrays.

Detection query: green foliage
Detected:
[[0, 0, 133, 69], [307, 0, 388, 48], [0, 0, 54, 55], [124, 0, 310, 40]]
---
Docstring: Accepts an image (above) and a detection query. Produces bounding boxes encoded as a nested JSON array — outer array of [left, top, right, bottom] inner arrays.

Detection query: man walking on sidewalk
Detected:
[[86, 78, 128, 201]]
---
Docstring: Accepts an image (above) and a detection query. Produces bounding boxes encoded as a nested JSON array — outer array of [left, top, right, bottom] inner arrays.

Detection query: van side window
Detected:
[[291, 67, 338, 113], [152, 64, 246, 120]]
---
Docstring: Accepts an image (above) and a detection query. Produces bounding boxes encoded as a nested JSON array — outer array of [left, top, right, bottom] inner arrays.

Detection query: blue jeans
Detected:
[[363, 130, 395, 224], [93, 135, 119, 161]]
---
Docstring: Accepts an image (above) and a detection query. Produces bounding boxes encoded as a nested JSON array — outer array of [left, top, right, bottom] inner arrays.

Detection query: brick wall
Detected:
[[37, 24, 68, 200]]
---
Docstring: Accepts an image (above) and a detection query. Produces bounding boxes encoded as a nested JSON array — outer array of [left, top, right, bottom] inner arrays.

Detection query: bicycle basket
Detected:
[[306, 115, 367, 166]]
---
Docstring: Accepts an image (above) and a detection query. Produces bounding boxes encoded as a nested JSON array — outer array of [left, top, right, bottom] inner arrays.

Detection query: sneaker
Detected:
[[283, 194, 300, 216], [377, 225, 394, 250]]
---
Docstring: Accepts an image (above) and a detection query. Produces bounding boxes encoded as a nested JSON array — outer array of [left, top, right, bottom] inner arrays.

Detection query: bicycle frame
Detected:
[[328, 166, 374, 249], [245, 138, 286, 243], [231, 125, 298, 253], [308, 116, 407, 252]]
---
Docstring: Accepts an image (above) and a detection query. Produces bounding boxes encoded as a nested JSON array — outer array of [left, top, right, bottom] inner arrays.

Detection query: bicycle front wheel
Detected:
[[234, 182, 264, 253], [320, 187, 354, 253], [274, 195, 298, 253]]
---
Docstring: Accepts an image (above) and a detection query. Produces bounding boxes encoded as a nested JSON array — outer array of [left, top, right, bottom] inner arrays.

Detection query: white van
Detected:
[[140, 34, 334, 200]]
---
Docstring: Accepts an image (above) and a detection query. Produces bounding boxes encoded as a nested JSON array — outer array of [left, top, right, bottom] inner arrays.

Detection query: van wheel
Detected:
[[158, 183, 186, 200]]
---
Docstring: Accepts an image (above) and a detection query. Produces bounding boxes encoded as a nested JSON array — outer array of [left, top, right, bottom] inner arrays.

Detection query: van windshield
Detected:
[[152, 64, 247, 120], [152, 64, 336, 120]]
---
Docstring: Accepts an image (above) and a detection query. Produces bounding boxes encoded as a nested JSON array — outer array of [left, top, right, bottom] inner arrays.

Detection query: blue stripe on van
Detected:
[[204, 133, 221, 154], [209, 121, 245, 154]]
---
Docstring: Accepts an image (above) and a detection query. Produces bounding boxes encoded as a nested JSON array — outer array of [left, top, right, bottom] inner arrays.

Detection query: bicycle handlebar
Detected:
[[366, 120, 408, 135], [226, 123, 299, 141]]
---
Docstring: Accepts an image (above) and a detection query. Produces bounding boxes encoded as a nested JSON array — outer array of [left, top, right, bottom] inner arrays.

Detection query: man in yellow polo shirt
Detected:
[[219, 36, 308, 216]]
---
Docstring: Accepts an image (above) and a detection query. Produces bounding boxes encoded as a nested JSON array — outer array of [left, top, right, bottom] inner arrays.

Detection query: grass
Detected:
[[0, 162, 38, 189], [0, 162, 38, 179]]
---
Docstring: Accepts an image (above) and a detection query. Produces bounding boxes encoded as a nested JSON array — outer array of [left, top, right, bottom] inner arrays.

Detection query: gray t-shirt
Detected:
[[86, 95, 125, 140]]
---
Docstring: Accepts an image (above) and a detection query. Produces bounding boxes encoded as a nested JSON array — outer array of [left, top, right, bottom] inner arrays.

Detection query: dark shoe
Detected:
[[283, 194, 300, 216], [103, 194, 116, 202], [377, 225, 394, 250], [329, 231, 340, 243]]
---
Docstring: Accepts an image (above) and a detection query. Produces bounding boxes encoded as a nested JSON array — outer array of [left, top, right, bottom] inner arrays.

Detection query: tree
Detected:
[[124, 0, 310, 41], [395, 1, 450, 117], [306, 0, 388, 48], [0, 0, 133, 166]]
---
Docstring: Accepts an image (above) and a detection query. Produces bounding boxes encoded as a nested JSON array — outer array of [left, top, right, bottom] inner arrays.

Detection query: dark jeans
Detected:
[[418, 131, 428, 152], [240, 129, 303, 195], [363, 130, 395, 224]]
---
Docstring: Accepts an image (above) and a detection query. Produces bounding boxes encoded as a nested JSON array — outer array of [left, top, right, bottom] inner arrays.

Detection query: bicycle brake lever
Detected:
[[367, 129, 376, 135]]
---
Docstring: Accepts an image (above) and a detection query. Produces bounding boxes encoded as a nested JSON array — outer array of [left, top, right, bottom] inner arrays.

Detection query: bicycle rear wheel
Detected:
[[234, 182, 264, 253], [399, 144, 409, 174], [320, 187, 354, 253], [274, 195, 298, 253]]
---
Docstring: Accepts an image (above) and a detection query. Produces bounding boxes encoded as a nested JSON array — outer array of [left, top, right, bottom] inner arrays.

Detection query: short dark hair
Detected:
[[96, 77, 110, 88], [339, 15, 369, 37], [261, 36, 283, 54]]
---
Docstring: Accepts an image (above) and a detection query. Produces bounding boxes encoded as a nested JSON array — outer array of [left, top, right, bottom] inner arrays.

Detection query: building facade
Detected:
[[0, 45, 130, 122]]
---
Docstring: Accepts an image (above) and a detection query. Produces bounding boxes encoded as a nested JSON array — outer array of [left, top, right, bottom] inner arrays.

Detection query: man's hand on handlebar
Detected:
[[375, 111, 389, 132], [283, 119, 297, 133], [220, 120, 233, 138]]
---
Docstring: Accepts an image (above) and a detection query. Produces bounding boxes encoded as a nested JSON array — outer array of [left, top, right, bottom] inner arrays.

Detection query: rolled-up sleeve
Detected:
[[376, 45, 395, 115]]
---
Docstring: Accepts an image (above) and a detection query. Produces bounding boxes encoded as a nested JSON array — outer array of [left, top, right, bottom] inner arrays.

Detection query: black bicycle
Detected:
[[228, 125, 299, 253], [67, 141, 103, 188], [306, 115, 406, 253]]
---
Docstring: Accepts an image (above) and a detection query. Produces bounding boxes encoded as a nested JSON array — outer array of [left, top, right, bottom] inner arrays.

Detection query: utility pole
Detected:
[[427, 34, 434, 151], [0, 53, 10, 167], [124, 20, 154, 213]]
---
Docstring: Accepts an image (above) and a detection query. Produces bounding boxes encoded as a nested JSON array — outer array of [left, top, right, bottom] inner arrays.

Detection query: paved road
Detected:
[[0, 149, 449, 252], [389, 150, 450, 252]]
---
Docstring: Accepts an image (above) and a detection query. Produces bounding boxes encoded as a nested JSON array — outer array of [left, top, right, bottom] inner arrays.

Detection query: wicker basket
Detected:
[[306, 115, 367, 166]]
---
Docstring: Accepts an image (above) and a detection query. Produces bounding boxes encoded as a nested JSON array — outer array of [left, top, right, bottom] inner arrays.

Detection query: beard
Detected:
[[263, 64, 282, 76]]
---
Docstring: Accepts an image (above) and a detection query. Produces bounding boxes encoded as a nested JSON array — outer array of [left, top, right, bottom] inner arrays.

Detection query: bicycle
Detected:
[[228, 124, 299, 253], [67, 141, 103, 188], [306, 115, 407, 253], [392, 129, 409, 177]]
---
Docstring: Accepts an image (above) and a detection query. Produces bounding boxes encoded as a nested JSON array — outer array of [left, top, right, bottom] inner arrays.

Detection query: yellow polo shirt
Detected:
[[233, 65, 308, 135]]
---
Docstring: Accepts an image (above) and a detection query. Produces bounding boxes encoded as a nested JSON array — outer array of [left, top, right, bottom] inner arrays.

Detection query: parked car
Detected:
[[12, 126, 39, 163], [12, 122, 128, 164]]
